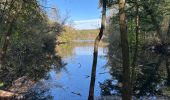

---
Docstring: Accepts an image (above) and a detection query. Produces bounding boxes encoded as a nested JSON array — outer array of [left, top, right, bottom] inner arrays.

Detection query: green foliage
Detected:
[[56, 44, 74, 57], [104, 0, 170, 98], [57, 28, 99, 42], [0, 0, 65, 88], [57, 26, 77, 42], [0, 82, 4, 87], [76, 29, 99, 40]]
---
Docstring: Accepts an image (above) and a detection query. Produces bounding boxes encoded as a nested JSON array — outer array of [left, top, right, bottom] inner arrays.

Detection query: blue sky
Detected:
[[47, 0, 101, 30]]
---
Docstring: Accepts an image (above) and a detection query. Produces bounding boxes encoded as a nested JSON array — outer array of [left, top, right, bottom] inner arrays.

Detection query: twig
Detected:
[[71, 92, 81, 96]]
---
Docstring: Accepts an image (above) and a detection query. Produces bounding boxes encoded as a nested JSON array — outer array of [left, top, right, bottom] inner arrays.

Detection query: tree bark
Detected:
[[88, 1, 106, 100], [0, 27, 12, 61], [131, 0, 139, 92], [0, 21, 13, 69], [166, 57, 170, 86], [167, 20, 170, 43], [119, 0, 132, 100]]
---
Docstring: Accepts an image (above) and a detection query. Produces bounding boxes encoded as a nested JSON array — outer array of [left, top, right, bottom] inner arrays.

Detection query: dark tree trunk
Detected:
[[167, 20, 170, 43], [119, 0, 132, 100], [88, 0, 106, 100], [131, 0, 140, 91], [166, 57, 170, 86], [0, 23, 13, 69]]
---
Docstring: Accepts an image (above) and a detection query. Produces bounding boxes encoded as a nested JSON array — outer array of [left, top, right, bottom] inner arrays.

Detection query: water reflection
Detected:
[[55, 42, 107, 58], [101, 44, 170, 99], [1, 39, 170, 99], [28, 41, 111, 100]]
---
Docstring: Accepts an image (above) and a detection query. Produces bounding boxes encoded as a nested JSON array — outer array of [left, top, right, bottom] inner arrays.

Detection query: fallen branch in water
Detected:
[[78, 63, 81, 68], [71, 92, 81, 96], [99, 72, 109, 75], [85, 75, 90, 78]]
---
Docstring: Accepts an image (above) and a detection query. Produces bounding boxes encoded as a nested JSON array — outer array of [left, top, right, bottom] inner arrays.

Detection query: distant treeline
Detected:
[[57, 26, 99, 43]]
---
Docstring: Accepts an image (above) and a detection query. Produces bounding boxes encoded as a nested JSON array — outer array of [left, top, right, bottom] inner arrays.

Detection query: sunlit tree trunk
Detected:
[[88, 0, 106, 100], [131, 0, 140, 92], [119, 0, 132, 99]]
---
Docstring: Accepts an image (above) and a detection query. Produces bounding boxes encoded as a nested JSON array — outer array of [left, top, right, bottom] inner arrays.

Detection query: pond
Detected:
[[2, 40, 169, 100], [26, 41, 112, 100]]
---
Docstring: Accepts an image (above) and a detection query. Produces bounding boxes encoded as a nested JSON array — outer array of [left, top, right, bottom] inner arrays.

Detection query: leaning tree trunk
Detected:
[[119, 0, 132, 100], [88, 1, 106, 100]]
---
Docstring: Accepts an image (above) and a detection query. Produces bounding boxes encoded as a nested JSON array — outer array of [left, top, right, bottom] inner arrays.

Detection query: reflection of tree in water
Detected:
[[24, 67, 67, 100], [55, 42, 104, 58], [55, 43, 75, 58], [25, 86, 53, 100], [100, 43, 170, 98]]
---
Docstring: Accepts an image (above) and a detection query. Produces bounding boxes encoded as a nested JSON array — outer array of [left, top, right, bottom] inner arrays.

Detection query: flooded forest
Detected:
[[0, 0, 170, 100]]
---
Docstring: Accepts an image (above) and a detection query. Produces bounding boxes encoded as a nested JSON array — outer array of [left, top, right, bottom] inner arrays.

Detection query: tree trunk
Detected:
[[88, 1, 106, 100], [119, 0, 132, 100], [167, 20, 170, 43], [166, 57, 170, 86], [131, 0, 139, 92], [0, 23, 13, 69]]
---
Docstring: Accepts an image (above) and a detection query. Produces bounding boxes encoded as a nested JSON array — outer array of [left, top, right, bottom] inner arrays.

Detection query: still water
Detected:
[[28, 42, 111, 100]]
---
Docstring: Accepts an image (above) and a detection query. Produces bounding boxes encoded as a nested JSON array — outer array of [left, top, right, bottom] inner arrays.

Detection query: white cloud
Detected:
[[73, 19, 101, 30]]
